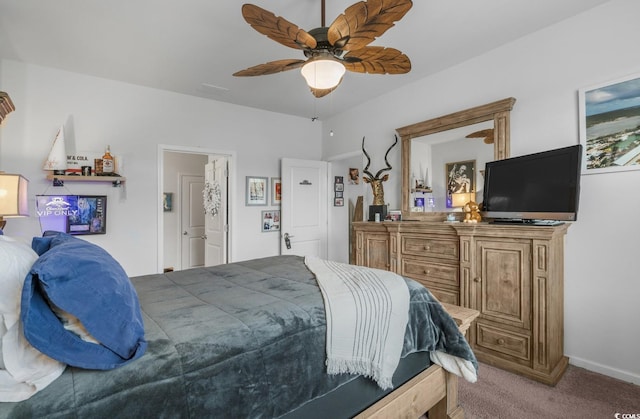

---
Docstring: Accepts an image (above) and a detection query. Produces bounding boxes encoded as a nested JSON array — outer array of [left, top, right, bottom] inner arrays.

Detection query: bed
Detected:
[[0, 232, 477, 418]]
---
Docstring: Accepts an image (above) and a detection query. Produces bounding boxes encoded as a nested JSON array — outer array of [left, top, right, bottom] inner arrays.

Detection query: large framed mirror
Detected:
[[396, 97, 516, 220]]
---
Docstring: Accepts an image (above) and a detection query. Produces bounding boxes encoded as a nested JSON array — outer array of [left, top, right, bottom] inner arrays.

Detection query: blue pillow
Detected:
[[21, 232, 147, 369]]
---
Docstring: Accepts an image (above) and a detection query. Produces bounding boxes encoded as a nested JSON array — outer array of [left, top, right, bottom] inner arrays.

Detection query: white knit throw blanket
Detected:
[[304, 257, 410, 390]]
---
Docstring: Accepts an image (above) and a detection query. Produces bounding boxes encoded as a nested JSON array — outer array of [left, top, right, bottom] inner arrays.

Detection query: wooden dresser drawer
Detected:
[[401, 258, 459, 287], [401, 236, 459, 261], [425, 287, 459, 306], [476, 323, 530, 361]]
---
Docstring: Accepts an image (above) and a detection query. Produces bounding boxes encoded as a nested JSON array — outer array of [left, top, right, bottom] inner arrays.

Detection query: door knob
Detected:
[[183, 231, 188, 235]]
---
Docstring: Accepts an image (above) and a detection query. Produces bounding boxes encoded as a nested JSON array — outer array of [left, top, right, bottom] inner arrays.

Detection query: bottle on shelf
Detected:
[[102, 145, 114, 174]]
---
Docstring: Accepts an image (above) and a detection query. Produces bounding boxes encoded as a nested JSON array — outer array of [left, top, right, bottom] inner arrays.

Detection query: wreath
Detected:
[[203, 180, 221, 216]]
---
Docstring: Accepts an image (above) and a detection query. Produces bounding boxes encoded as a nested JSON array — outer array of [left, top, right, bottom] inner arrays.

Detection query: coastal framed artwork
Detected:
[[579, 72, 640, 174]]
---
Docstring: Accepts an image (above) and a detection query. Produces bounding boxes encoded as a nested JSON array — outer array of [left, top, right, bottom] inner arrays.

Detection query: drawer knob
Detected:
[[424, 269, 430, 275], [474, 277, 481, 283], [424, 246, 430, 251], [497, 338, 506, 345]]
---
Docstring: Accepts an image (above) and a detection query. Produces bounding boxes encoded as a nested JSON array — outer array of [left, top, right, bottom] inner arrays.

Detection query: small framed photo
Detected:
[[334, 197, 344, 207], [271, 177, 281, 205], [335, 183, 344, 192], [261, 210, 280, 232], [246, 176, 268, 206], [348, 168, 360, 185], [163, 192, 173, 212], [335, 191, 343, 198], [335, 176, 343, 184], [579, 72, 640, 174]]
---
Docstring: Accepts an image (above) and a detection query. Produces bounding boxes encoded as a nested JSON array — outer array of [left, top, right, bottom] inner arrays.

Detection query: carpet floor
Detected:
[[458, 362, 640, 419]]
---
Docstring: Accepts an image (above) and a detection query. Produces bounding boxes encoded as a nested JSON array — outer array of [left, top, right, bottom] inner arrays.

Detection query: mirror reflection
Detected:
[[397, 97, 516, 219], [410, 121, 493, 212]]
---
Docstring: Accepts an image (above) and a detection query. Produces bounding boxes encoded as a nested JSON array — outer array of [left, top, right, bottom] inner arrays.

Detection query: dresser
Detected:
[[352, 220, 569, 385]]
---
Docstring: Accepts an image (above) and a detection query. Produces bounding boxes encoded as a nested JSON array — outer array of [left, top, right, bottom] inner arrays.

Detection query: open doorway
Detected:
[[157, 145, 235, 273]]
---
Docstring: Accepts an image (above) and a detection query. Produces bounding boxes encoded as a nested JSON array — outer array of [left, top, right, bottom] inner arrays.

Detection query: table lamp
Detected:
[[0, 173, 29, 230]]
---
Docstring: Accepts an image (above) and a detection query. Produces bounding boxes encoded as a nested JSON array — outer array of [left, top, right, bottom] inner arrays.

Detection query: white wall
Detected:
[[328, 153, 366, 263], [322, 0, 640, 384], [0, 60, 322, 276]]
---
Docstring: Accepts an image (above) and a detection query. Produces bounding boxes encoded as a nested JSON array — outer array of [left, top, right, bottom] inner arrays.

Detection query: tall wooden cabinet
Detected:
[[352, 221, 569, 385]]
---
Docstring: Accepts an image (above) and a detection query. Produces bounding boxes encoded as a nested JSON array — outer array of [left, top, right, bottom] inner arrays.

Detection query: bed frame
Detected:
[[357, 303, 479, 419]]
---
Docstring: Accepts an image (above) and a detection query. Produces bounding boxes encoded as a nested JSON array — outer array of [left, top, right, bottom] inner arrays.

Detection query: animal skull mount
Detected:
[[362, 135, 398, 206]]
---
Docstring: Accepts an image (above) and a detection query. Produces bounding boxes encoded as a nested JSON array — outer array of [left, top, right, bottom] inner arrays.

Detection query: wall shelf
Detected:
[[412, 187, 432, 193], [46, 174, 125, 187]]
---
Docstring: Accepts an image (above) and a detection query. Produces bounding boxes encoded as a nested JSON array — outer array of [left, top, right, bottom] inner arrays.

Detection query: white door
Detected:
[[204, 158, 228, 266], [280, 158, 328, 258], [180, 174, 205, 269]]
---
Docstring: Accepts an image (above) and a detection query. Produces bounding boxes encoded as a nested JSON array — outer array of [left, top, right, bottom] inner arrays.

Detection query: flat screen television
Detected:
[[481, 144, 582, 223]]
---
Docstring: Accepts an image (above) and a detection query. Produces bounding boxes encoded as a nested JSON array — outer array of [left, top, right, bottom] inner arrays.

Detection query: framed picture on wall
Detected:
[[445, 160, 475, 208], [579, 72, 640, 174], [246, 176, 268, 206], [261, 210, 280, 232], [163, 192, 173, 212], [67, 195, 108, 235], [271, 177, 281, 205]]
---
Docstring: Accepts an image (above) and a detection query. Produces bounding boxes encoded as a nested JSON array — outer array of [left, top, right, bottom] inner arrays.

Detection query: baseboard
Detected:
[[569, 356, 640, 385]]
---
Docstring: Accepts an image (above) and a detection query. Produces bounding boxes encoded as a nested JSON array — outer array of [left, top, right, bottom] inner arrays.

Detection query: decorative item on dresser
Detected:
[[362, 135, 398, 221]]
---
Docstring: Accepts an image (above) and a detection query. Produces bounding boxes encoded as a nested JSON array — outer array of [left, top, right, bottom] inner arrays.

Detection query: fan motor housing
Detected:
[[304, 27, 344, 58]]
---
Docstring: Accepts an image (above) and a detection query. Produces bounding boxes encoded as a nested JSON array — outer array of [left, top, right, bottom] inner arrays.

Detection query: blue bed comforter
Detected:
[[0, 255, 476, 418]]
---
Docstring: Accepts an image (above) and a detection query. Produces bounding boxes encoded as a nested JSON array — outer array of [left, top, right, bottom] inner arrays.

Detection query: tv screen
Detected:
[[481, 144, 582, 223]]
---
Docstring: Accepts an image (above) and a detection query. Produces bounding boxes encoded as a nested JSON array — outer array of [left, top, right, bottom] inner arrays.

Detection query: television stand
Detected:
[[490, 219, 565, 226]]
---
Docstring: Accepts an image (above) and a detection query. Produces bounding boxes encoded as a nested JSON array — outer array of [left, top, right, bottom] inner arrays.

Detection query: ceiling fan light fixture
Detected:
[[301, 59, 346, 90]]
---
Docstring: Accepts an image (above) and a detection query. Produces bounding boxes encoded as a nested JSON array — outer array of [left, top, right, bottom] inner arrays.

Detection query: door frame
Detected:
[[326, 150, 363, 263], [157, 144, 236, 274]]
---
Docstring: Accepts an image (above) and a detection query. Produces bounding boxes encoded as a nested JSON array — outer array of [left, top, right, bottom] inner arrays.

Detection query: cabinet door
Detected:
[[475, 239, 531, 330], [359, 233, 390, 271]]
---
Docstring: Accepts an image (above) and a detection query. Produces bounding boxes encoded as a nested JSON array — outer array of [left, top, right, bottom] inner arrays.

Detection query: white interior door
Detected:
[[180, 174, 205, 269], [280, 158, 328, 258], [204, 158, 228, 266]]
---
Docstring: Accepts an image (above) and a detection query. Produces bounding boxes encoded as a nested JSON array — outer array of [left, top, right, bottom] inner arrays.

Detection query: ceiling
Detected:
[[0, 0, 610, 120]]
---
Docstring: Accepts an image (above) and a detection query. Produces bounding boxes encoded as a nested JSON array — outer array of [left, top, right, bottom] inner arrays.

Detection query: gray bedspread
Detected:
[[0, 255, 476, 418]]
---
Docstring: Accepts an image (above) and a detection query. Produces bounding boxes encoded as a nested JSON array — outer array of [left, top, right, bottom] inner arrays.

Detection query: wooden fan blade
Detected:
[[327, 0, 412, 51], [466, 128, 495, 144], [233, 59, 306, 77], [342, 46, 410, 74], [310, 77, 344, 98], [241, 4, 317, 50]]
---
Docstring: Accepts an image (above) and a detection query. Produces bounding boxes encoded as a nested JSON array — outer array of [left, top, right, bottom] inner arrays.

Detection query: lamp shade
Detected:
[[451, 192, 474, 208], [301, 59, 346, 90], [43, 126, 68, 172], [0, 173, 29, 217]]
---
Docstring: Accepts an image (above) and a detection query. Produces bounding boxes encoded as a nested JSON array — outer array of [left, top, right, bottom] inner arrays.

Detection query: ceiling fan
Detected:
[[233, 0, 413, 98]]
